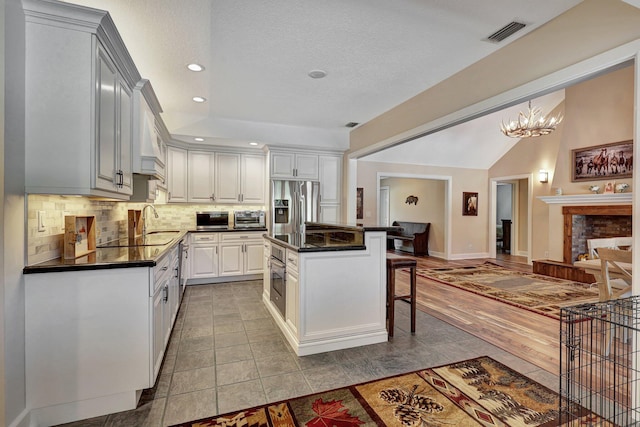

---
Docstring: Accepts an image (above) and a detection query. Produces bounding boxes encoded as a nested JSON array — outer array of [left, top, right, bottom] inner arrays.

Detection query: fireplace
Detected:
[[562, 205, 632, 263]]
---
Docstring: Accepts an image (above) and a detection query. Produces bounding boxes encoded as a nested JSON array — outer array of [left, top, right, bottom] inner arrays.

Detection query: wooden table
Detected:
[[574, 258, 632, 299]]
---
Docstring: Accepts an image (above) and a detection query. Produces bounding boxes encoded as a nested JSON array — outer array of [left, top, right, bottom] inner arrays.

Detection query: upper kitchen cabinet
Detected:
[[167, 146, 188, 202], [188, 151, 216, 203], [24, 0, 140, 199], [133, 79, 166, 181], [318, 154, 342, 205], [270, 151, 319, 180], [215, 152, 266, 204]]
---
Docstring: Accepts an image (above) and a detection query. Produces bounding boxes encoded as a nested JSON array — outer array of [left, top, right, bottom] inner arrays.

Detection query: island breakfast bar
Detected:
[[263, 223, 392, 356]]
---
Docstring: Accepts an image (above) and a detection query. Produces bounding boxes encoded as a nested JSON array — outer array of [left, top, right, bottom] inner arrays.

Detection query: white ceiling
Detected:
[[62, 0, 582, 161]]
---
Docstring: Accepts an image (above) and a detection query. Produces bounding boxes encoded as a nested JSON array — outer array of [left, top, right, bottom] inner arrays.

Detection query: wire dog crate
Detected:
[[560, 296, 640, 426]]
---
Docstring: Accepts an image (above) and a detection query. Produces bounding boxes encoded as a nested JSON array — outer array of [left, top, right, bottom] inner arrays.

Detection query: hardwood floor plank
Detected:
[[389, 251, 560, 374]]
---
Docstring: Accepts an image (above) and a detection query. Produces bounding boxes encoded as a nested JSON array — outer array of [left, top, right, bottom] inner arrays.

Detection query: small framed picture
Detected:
[[462, 192, 478, 216], [604, 181, 615, 194], [356, 187, 364, 219]]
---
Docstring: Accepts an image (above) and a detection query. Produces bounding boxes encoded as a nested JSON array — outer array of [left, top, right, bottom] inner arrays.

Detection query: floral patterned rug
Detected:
[[415, 262, 600, 320], [170, 356, 603, 427]]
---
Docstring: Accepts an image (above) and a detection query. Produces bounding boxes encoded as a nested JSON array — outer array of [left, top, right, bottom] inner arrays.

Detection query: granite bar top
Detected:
[[265, 222, 395, 252]]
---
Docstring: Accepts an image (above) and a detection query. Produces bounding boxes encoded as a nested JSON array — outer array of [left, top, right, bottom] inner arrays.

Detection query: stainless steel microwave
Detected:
[[196, 211, 229, 230]]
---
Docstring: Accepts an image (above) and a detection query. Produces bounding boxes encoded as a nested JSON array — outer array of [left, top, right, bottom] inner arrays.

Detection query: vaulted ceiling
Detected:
[[62, 0, 584, 163]]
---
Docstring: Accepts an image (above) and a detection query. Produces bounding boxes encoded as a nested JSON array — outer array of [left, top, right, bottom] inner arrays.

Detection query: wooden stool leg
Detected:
[[410, 266, 416, 334], [387, 267, 395, 338]]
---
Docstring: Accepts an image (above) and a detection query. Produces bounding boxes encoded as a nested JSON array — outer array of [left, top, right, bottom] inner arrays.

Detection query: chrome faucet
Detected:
[[142, 204, 159, 239]]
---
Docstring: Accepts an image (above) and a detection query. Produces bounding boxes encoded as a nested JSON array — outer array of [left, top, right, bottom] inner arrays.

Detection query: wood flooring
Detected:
[[390, 251, 562, 375]]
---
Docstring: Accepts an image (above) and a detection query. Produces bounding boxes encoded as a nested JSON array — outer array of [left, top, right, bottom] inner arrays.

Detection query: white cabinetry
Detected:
[[262, 239, 271, 297], [25, 243, 182, 426], [285, 249, 299, 334], [168, 146, 188, 202], [318, 154, 342, 222], [24, 2, 137, 199], [215, 153, 241, 203], [219, 232, 264, 276], [190, 233, 219, 278], [188, 151, 216, 202], [271, 152, 319, 180], [132, 79, 165, 181], [241, 154, 266, 204]]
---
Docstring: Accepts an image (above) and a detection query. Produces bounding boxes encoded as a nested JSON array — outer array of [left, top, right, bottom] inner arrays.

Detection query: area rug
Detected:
[[170, 356, 602, 427], [415, 262, 600, 320]]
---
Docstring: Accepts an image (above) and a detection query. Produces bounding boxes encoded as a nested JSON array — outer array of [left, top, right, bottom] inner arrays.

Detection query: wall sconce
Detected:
[[538, 169, 549, 183]]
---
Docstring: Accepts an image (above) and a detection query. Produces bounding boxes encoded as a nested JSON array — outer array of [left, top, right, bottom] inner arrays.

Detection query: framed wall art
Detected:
[[462, 192, 478, 216], [572, 140, 633, 182], [356, 187, 363, 219]]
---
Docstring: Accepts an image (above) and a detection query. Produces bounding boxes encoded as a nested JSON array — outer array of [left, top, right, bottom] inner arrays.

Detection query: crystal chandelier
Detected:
[[500, 100, 563, 138]]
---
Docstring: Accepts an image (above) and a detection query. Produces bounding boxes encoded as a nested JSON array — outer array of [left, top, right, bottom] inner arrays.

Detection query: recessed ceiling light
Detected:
[[192, 96, 206, 103], [249, 142, 258, 146], [308, 69, 327, 79], [187, 63, 205, 72], [194, 137, 204, 142]]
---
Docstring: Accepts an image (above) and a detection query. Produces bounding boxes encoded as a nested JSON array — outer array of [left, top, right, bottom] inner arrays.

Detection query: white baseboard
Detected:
[[7, 408, 30, 427], [448, 252, 491, 260]]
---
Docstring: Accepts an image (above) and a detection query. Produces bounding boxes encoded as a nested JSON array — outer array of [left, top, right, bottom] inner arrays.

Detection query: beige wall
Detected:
[[380, 177, 445, 254], [357, 161, 488, 257], [490, 66, 634, 261], [349, 0, 640, 156]]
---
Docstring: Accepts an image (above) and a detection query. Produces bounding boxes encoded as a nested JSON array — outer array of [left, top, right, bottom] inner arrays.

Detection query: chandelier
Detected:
[[500, 100, 563, 138]]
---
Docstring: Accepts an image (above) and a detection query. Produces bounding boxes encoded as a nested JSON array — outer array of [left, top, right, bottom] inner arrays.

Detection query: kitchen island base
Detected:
[[264, 230, 388, 356]]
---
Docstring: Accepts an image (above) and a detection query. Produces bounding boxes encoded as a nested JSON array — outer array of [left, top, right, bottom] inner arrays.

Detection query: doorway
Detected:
[[379, 186, 390, 227], [490, 174, 532, 264]]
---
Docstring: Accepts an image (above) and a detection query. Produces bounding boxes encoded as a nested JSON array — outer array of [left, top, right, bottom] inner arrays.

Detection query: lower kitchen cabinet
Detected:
[[190, 233, 219, 279], [219, 232, 264, 277], [24, 244, 181, 426]]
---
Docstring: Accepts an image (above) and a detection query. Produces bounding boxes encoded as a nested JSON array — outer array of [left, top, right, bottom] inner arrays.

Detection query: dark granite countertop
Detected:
[[264, 222, 393, 252]]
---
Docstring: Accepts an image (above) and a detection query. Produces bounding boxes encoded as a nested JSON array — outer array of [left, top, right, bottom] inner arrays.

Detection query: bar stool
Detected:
[[386, 254, 417, 339]]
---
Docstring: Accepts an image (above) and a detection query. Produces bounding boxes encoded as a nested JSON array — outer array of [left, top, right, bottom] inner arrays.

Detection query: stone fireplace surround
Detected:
[[562, 205, 632, 263]]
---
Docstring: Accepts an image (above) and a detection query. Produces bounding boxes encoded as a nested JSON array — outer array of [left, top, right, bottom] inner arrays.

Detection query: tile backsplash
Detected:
[[27, 194, 264, 265]]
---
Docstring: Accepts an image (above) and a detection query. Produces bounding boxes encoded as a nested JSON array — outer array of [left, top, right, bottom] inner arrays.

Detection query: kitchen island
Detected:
[[263, 222, 390, 356]]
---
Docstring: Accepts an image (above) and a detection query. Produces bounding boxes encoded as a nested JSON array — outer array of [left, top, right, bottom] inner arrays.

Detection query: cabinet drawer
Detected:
[[220, 232, 263, 242], [286, 249, 299, 273], [152, 254, 172, 294], [191, 233, 219, 243]]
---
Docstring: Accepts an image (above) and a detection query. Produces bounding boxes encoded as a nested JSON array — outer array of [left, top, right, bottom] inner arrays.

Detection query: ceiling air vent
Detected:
[[486, 21, 526, 43], [345, 122, 359, 128]]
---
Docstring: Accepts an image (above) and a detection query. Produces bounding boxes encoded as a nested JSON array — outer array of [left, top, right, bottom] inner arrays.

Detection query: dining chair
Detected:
[[598, 247, 633, 357]]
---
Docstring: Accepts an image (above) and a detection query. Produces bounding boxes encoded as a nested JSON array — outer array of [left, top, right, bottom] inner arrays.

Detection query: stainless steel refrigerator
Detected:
[[272, 180, 320, 235]]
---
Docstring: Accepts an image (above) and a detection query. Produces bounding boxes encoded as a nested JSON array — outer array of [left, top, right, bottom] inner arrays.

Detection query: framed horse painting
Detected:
[[572, 140, 633, 182]]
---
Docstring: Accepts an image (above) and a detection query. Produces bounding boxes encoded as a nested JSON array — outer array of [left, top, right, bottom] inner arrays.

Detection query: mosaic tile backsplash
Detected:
[[27, 194, 265, 265]]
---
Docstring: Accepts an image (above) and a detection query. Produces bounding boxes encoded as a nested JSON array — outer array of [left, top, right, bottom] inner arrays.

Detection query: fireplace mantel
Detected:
[[537, 193, 632, 205]]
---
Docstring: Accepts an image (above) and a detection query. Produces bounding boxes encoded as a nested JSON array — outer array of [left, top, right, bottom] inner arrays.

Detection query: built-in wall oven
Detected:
[[269, 243, 286, 318]]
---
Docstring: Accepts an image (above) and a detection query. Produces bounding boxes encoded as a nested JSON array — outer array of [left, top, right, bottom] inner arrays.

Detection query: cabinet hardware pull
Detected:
[[163, 285, 168, 303], [174, 267, 179, 278], [161, 266, 168, 271]]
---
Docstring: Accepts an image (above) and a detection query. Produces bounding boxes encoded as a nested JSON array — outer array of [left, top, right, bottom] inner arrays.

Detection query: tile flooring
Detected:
[[58, 279, 559, 427]]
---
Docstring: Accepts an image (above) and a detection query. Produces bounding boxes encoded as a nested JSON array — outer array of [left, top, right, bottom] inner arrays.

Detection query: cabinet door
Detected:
[[190, 245, 218, 278], [219, 243, 243, 276], [216, 153, 241, 203], [118, 82, 133, 195], [188, 151, 215, 202], [157, 138, 168, 189], [320, 204, 340, 223], [244, 241, 264, 275], [271, 152, 295, 178], [95, 46, 118, 192], [167, 146, 188, 202], [286, 270, 299, 334], [161, 280, 172, 347], [241, 154, 265, 204], [151, 287, 164, 381], [319, 155, 341, 204], [295, 154, 319, 180]]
